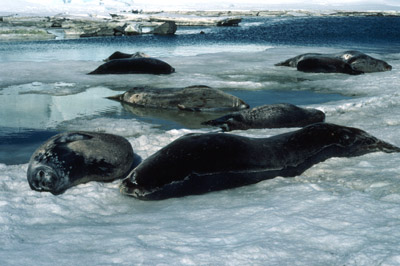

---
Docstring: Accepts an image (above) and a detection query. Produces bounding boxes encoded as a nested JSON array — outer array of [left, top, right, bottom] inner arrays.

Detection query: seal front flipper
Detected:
[[120, 170, 280, 201], [202, 114, 237, 131]]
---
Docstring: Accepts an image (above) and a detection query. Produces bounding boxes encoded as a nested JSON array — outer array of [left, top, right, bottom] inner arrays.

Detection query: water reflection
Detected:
[[120, 102, 223, 129], [0, 85, 350, 165]]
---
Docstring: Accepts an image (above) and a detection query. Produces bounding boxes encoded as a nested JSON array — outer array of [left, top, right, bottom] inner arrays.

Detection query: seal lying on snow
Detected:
[[276, 50, 392, 73], [120, 123, 400, 200], [108, 85, 249, 112], [103, 51, 149, 62], [27, 131, 136, 195], [88, 57, 175, 75], [202, 103, 325, 131]]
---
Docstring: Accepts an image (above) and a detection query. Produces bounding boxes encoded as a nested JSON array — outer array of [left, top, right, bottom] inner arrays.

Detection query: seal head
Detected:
[[27, 132, 135, 195]]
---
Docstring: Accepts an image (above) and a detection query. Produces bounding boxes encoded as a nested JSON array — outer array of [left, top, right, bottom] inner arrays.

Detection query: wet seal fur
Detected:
[[103, 51, 149, 62], [88, 57, 175, 75], [120, 123, 400, 200], [27, 131, 136, 195], [276, 50, 392, 74], [202, 103, 325, 131], [108, 85, 249, 112]]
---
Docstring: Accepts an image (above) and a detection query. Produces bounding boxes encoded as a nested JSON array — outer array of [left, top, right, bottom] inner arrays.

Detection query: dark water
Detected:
[[0, 16, 399, 62], [0, 89, 348, 165]]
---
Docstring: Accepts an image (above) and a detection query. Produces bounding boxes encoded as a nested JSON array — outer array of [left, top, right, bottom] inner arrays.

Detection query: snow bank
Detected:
[[1, 0, 400, 16]]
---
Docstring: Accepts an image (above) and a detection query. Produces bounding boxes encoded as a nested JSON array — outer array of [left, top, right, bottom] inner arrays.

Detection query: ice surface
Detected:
[[1, 46, 400, 265], [1, 12, 400, 266]]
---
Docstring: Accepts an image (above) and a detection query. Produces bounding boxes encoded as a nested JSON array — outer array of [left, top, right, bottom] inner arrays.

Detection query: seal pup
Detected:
[[297, 57, 363, 75], [103, 51, 149, 62], [27, 131, 136, 195], [108, 85, 249, 112], [276, 50, 391, 73], [120, 123, 400, 200], [88, 57, 175, 75], [202, 103, 325, 131]]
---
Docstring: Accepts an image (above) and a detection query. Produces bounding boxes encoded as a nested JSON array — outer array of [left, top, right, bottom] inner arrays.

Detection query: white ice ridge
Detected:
[[1, 0, 400, 16]]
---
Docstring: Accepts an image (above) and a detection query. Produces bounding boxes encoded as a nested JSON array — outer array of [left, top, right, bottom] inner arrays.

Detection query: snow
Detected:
[[1, 0, 400, 16], [1, 46, 400, 265]]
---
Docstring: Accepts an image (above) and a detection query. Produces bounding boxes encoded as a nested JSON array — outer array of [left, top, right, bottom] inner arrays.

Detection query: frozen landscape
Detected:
[[1, 0, 400, 15], [1, 1, 400, 266]]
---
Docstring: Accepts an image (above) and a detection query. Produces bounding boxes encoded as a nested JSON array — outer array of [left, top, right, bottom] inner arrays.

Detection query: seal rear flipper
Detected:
[[106, 94, 124, 101], [88, 69, 100, 75], [374, 139, 400, 153], [274, 60, 291, 67]]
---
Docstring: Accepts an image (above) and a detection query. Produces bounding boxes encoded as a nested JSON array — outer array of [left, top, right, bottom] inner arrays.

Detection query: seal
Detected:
[[276, 50, 392, 73], [88, 57, 175, 75], [103, 51, 149, 62], [297, 57, 363, 75], [108, 85, 249, 112], [120, 123, 400, 200], [202, 103, 325, 131], [27, 131, 136, 195], [335, 50, 392, 73]]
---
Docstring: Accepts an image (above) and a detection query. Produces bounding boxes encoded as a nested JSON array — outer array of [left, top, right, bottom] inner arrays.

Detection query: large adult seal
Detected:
[[108, 85, 249, 112], [103, 51, 149, 62], [276, 50, 391, 73], [27, 131, 136, 195], [88, 57, 175, 75], [120, 123, 400, 200], [202, 103, 325, 131]]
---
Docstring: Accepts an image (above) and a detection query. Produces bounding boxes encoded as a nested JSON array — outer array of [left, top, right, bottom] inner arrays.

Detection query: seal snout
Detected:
[[28, 167, 59, 193]]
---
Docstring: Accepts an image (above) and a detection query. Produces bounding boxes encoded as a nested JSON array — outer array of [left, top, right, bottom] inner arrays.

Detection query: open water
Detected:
[[1, 16, 400, 265]]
